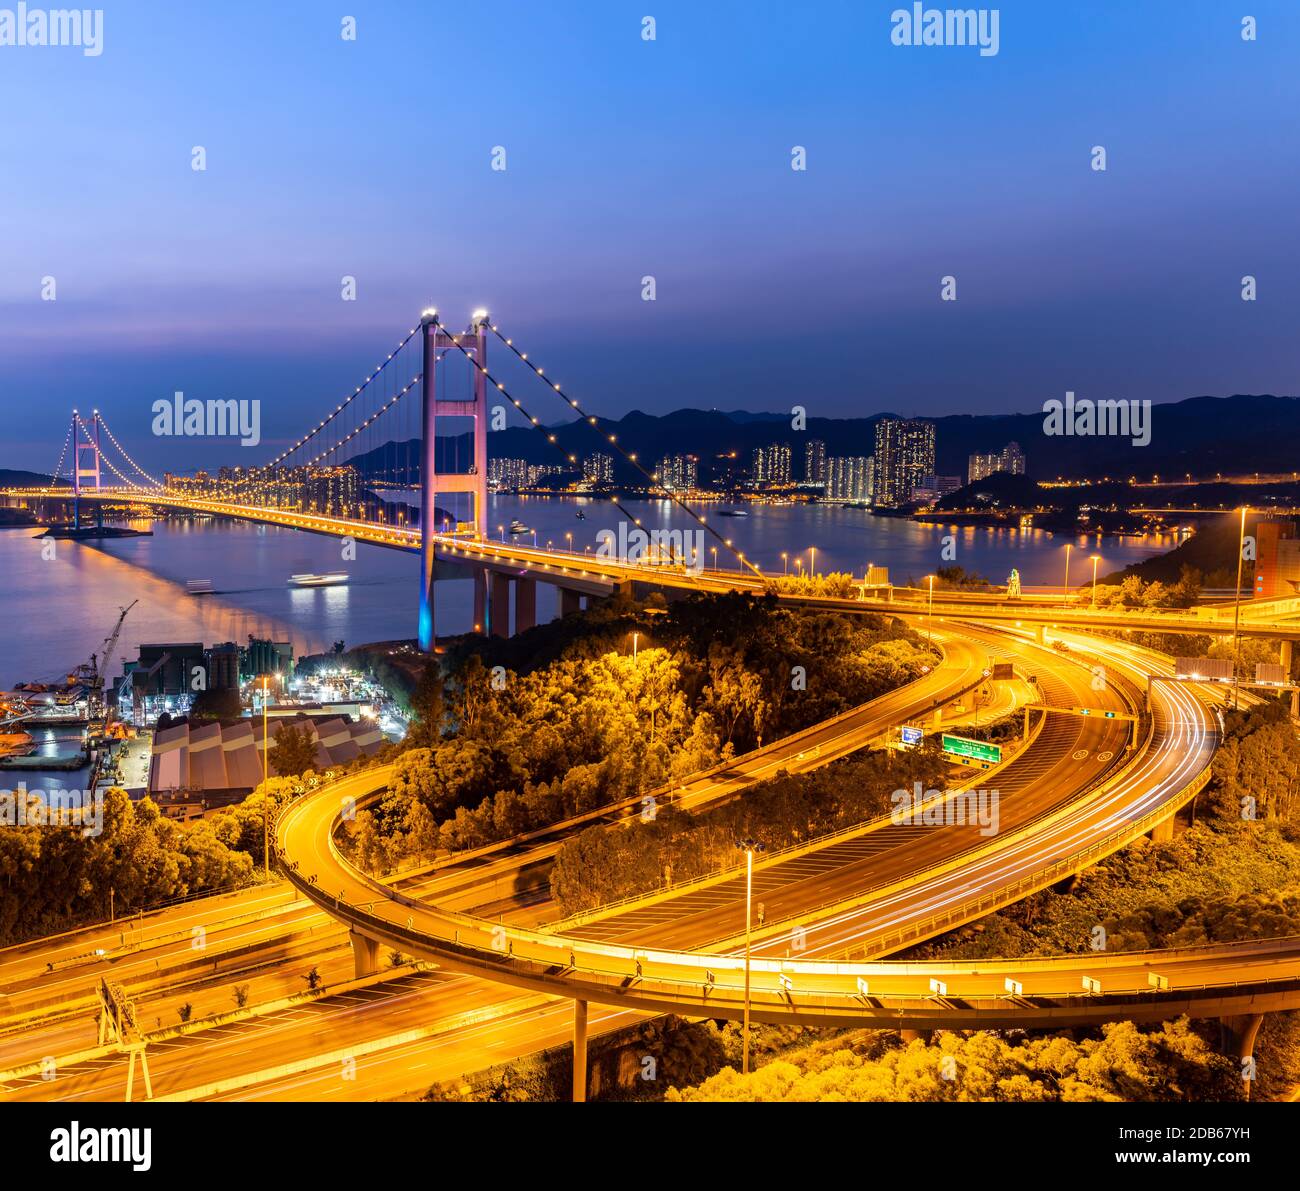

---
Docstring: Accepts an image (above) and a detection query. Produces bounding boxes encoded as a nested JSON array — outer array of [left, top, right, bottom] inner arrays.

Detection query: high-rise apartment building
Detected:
[[657, 454, 699, 492], [751, 443, 792, 488], [825, 456, 873, 503], [583, 453, 614, 486], [967, 441, 1027, 485], [873, 419, 935, 507], [804, 439, 827, 486]]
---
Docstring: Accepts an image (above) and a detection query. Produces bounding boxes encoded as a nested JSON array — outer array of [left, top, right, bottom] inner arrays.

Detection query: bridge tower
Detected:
[[419, 310, 490, 651], [72, 410, 102, 530]]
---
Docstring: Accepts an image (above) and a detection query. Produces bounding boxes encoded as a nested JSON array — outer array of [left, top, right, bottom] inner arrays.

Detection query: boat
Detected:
[[508, 520, 531, 535], [291, 572, 350, 588], [0, 731, 35, 758], [717, 508, 750, 517], [186, 579, 214, 595]]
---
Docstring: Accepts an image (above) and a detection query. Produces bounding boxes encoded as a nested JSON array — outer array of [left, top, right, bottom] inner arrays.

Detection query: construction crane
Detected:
[[89, 600, 138, 727]]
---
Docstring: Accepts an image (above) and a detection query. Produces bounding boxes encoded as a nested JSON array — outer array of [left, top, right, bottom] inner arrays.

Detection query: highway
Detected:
[[7, 618, 1276, 1102]]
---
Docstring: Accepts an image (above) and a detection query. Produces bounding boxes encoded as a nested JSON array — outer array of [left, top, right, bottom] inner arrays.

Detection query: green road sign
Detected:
[[941, 734, 1002, 764]]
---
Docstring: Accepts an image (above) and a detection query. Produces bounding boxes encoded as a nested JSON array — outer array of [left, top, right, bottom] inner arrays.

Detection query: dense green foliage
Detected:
[[666, 1018, 1243, 1102], [346, 595, 937, 873], [425, 1015, 726, 1102], [0, 776, 317, 946], [550, 746, 948, 916]]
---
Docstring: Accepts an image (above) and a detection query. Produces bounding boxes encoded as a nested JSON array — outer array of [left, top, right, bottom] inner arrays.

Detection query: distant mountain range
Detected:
[[345, 393, 1300, 484], [9, 394, 1295, 488]]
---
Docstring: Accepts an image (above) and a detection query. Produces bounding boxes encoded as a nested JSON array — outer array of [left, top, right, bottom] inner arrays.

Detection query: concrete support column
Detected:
[[572, 999, 589, 1103], [349, 929, 380, 980], [1034, 623, 1046, 645], [1282, 639, 1294, 676], [1222, 1013, 1264, 1100], [560, 587, 582, 618], [490, 572, 510, 639], [515, 578, 537, 634], [472, 568, 488, 634], [1147, 815, 1174, 843]]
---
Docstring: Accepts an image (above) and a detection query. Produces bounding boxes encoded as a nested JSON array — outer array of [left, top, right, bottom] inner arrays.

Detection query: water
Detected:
[[0, 497, 1173, 689]]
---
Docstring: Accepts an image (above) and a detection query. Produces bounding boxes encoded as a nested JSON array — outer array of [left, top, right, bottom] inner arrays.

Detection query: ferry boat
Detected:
[[290, 572, 350, 588], [508, 519, 531, 535], [716, 508, 750, 517], [186, 579, 214, 595]]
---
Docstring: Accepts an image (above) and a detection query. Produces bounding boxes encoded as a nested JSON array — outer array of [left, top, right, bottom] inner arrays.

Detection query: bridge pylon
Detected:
[[72, 410, 102, 530], [419, 310, 490, 651]]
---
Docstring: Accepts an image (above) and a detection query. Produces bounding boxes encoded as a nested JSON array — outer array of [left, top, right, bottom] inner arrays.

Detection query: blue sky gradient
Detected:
[[1, 0, 1297, 470]]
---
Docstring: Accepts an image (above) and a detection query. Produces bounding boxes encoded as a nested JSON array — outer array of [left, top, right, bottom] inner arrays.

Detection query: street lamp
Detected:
[[1062, 543, 1073, 608], [926, 574, 936, 644], [737, 838, 765, 1075], [809, 546, 817, 577], [261, 675, 270, 879], [1089, 555, 1100, 607], [781, 551, 788, 575], [1232, 506, 1248, 709], [632, 631, 639, 661]]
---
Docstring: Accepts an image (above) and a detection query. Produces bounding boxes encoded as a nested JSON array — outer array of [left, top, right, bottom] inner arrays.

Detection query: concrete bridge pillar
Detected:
[[572, 999, 589, 1103], [560, 588, 582, 619], [349, 929, 380, 980], [1282, 639, 1294, 677], [515, 578, 537, 634], [1147, 815, 1174, 843], [1034, 624, 1046, 645], [1221, 1013, 1264, 1100], [473, 569, 488, 634], [490, 573, 510, 639]]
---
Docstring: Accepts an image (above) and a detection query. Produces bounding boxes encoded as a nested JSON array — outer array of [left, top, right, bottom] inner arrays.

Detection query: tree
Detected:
[[232, 984, 250, 1009], [406, 661, 446, 748], [268, 722, 318, 778], [303, 966, 322, 991]]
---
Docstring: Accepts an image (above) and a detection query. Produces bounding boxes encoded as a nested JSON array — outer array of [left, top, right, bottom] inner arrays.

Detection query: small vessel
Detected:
[[291, 572, 350, 588], [0, 731, 35, 758], [508, 519, 531, 535], [186, 579, 214, 595], [717, 508, 750, 517]]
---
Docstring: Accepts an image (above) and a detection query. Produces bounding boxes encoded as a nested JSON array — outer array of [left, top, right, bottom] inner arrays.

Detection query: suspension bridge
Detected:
[[8, 308, 1300, 653]]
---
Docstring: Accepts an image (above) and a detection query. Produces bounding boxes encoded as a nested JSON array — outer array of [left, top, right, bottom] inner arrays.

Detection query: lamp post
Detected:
[[737, 838, 764, 1075], [1089, 555, 1100, 607], [632, 632, 639, 662], [926, 574, 936, 644], [781, 552, 788, 575], [1232, 506, 1248, 709], [261, 675, 270, 879], [809, 546, 817, 577], [1062, 543, 1073, 608]]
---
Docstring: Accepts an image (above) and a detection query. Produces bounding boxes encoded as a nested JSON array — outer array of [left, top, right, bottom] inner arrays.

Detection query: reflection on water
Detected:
[[0, 498, 1172, 688]]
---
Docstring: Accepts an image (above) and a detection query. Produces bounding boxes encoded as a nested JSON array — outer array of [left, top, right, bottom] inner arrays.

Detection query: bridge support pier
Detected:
[[572, 998, 589, 1103], [490, 573, 510, 639], [560, 588, 582, 619], [349, 929, 380, 980], [1221, 1013, 1264, 1100], [1282, 639, 1294, 677], [1034, 624, 1046, 645], [473, 569, 488, 634], [1147, 815, 1174, 843], [515, 578, 537, 634]]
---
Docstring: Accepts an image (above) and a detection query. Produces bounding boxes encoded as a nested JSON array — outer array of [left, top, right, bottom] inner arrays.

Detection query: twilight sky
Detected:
[[1, 0, 1298, 472]]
